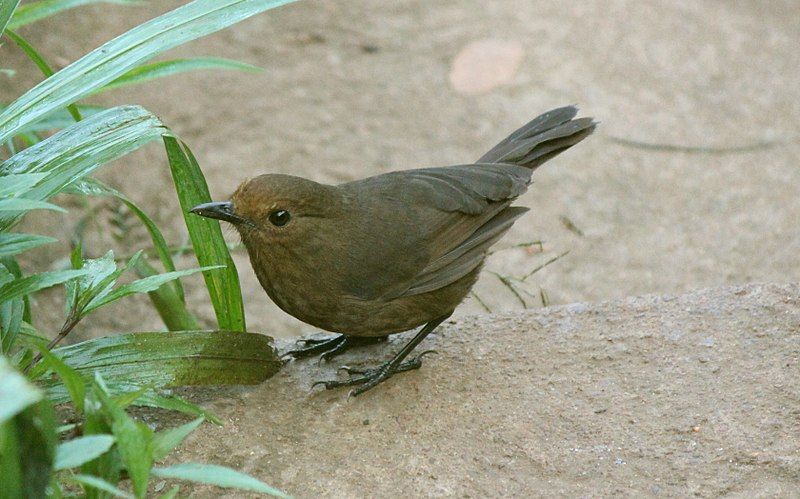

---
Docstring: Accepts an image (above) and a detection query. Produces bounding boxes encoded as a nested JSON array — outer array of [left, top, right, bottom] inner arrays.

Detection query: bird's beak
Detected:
[[189, 201, 250, 226]]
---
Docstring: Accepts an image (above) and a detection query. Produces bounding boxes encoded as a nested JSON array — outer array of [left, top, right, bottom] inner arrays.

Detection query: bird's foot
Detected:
[[312, 350, 438, 397], [283, 334, 388, 361]]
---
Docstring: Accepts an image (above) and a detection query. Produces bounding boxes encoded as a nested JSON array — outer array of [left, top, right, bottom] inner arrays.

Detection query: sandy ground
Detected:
[[2, 1, 799, 496], [164, 283, 800, 497], [2, 0, 799, 339]]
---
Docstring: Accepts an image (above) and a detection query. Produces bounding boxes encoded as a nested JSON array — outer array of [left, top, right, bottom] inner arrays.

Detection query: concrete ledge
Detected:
[[172, 283, 799, 497]]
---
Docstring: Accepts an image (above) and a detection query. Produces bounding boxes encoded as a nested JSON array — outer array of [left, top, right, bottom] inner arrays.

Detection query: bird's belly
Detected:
[[254, 265, 478, 337]]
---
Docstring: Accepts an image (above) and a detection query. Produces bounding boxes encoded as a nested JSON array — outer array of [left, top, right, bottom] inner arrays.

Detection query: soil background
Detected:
[[1, 0, 799, 496]]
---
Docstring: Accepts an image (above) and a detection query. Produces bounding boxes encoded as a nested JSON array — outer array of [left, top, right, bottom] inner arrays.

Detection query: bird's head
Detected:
[[189, 174, 343, 248]]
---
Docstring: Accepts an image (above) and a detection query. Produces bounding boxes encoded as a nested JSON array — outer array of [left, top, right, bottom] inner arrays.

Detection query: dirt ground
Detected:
[[2, 0, 799, 496]]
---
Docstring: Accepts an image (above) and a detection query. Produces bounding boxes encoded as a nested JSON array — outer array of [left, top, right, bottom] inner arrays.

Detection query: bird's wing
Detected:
[[339, 163, 532, 300]]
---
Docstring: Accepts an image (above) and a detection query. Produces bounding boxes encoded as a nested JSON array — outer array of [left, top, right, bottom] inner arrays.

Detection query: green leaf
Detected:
[[66, 474, 133, 499], [135, 391, 221, 425], [0, 358, 56, 499], [6, 0, 142, 30], [82, 264, 221, 314], [104, 393, 153, 498], [0, 264, 25, 353], [0, 257, 30, 324], [14, 104, 105, 136], [80, 379, 125, 497], [43, 330, 281, 393], [0, 172, 48, 197], [67, 177, 185, 303], [0, 105, 167, 231], [164, 137, 246, 331], [66, 250, 120, 315], [151, 463, 289, 498], [110, 385, 151, 409], [37, 347, 86, 412], [0, 356, 41, 423], [151, 417, 204, 461], [0, 233, 55, 258], [0, 0, 298, 142], [0, 233, 56, 260], [0, 197, 65, 213], [0, 268, 89, 304], [54, 434, 115, 470], [100, 57, 262, 93], [4, 29, 83, 122], [0, 0, 20, 37], [131, 257, 200, 331]]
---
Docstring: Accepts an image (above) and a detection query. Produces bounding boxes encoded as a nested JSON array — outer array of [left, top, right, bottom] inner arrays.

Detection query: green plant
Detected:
[[1, 0, 298, 496], [1, 355, 289, 498]]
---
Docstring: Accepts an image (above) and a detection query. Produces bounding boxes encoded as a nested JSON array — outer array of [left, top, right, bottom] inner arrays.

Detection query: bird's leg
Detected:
[[313, 313, 452, 397], [284, 334, 388, 360]]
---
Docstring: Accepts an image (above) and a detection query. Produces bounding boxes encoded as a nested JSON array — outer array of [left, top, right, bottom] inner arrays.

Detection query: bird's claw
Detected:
[[312, 351, 438, 396], [283, 335, 346, 359]]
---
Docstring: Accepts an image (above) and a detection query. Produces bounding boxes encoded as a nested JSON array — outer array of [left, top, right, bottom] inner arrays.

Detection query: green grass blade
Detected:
[[82, 265, 221, 314], [0, 263, 25, 353], [66, 474, 133, 499], [67, 177, 186, 302], [36, 347, 86, 412], [0, 356, 42, 423], [132, 257, 199, 330], [0, 0, 297, 143], [134, 391, 221, 425], [0, 105, 167, 230], [151, 463, 289, 498], [44, 330, 281, 389], [4, 29, 82, 122], [151, 417, 204, 461], [14, 105, 105, 136], [0, 197, 65, 213], [0, 257, 31, 323], [0, 233, 56, 258], [100, 57, 262, 93], [0, 172, 48, 196], [0, 0, 20, 37], [0, 268, 89, 303], [6, 0, 142, 30], [164, 137, 246, 331], [54, 434, 115, 470]]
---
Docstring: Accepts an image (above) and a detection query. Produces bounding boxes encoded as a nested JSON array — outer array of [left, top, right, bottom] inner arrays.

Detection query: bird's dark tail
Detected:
[[478, 106, 596, 170]]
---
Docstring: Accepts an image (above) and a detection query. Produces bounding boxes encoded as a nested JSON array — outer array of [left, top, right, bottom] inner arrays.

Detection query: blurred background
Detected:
[[2, 0, 799, 340]]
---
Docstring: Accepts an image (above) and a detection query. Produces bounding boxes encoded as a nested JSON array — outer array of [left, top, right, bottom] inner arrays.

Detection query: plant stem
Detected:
[[24, 314, 81, 373]]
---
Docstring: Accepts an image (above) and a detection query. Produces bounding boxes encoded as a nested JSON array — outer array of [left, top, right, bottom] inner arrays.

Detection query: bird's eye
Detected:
[[268, 209, 291, 227]]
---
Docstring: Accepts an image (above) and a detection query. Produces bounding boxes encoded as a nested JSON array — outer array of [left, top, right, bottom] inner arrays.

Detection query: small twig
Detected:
[[540, 287, 550, 307], [469, 291, 492, 313], [522, 250, 570, 281], [559, 215, 584, 237], [489, 271, 527, 308]]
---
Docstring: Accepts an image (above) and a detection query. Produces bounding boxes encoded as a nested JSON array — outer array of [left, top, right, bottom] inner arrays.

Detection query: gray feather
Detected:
[[399, 207, 528, 298], [478, 105, 596, 169]]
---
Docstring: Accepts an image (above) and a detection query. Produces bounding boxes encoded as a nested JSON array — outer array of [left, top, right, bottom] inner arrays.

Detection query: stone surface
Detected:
[[167, 283, 800, 497]]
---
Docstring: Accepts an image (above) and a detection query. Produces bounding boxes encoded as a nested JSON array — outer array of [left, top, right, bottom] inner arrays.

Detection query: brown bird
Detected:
[[190, 106, 595, 396]]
